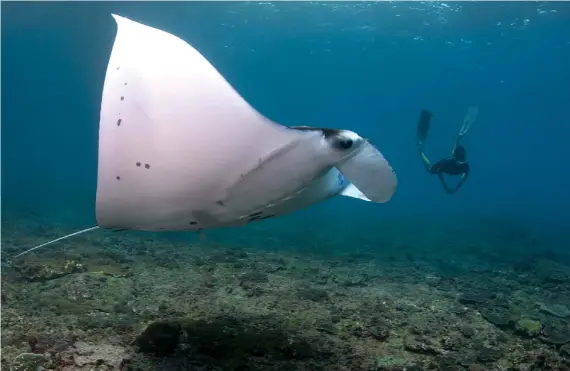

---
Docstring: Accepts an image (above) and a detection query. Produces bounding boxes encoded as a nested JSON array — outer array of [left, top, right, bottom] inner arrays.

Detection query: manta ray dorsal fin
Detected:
[[96, 14, 309, 230]]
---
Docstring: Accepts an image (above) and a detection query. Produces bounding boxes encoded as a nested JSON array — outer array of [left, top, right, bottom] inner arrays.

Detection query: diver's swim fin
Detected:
[[417, 110, 432, 146], [458, 106, 478, 137]]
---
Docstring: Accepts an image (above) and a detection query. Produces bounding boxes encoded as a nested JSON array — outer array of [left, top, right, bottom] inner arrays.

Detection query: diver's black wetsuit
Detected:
[[429, 158, 470, 176], [417, 109, 470, 194]]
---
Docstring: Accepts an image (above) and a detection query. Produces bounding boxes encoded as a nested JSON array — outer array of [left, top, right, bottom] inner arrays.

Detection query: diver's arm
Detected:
[[455, 172, 469, 192], [438, 172, 468, 194], [437, 173, 453, 194]]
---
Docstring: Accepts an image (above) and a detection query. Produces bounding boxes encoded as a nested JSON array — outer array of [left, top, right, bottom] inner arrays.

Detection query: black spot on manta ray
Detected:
[[116, 176, 121, 180], [116, 66, 120, 71], [117, 119, 122, 126], [136, 162, 141, 167], [120, 96, 124, 101], [145, 164, 150, 169], [189, 221, 198, 225]]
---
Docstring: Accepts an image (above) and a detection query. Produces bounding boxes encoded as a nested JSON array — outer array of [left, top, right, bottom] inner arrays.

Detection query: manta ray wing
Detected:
[[96, 14, 312, 230]]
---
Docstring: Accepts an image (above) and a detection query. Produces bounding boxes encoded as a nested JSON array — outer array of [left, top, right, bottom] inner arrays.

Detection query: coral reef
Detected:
[[1, 218, 570, 370]]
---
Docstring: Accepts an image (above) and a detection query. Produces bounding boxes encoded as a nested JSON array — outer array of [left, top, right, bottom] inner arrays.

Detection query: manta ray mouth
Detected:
[[288, 126, 395, 203]]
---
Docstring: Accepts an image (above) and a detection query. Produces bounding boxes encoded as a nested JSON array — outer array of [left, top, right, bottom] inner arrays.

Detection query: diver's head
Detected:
[[453, 145, 467, 162]]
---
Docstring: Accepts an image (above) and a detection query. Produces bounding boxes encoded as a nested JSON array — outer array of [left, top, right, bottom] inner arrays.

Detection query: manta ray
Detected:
[[14, 14, 397, 258]]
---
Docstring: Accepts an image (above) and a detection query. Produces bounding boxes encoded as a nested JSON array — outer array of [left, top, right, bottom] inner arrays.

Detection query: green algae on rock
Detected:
[[375, 355, 414, 370], [514, 318, 542, 337]]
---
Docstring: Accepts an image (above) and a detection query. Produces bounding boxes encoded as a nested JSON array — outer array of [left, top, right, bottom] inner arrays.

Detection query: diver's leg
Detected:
[[419, 149, 433, 172], [417, 110, 435, 171], [417, 110, 432, 148], [458, 106, 478, 139], [452, 107, 478, 154]]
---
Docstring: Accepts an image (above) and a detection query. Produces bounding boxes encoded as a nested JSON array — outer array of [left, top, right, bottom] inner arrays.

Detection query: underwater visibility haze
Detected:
[[2, 2, 570, 371]]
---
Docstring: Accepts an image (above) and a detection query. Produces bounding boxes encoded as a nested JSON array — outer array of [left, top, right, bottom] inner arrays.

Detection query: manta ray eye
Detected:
[[334, 137, 353, 150]]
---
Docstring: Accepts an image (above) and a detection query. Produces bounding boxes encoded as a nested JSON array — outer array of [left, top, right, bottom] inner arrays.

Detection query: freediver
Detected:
[[416, 107, 478, 194]]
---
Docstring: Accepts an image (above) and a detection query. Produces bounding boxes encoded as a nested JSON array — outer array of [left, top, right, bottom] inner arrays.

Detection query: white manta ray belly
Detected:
[[95, 14, 337, 231], [239, 167, 349, 223]]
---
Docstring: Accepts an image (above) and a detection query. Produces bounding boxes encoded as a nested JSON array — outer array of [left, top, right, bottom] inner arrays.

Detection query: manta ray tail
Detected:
[[13, 226, 100, 258]]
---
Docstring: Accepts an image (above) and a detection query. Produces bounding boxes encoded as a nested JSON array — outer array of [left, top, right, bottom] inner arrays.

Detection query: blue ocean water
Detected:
[[4, 3, 570, 370], [2, 1, 570, 251]]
